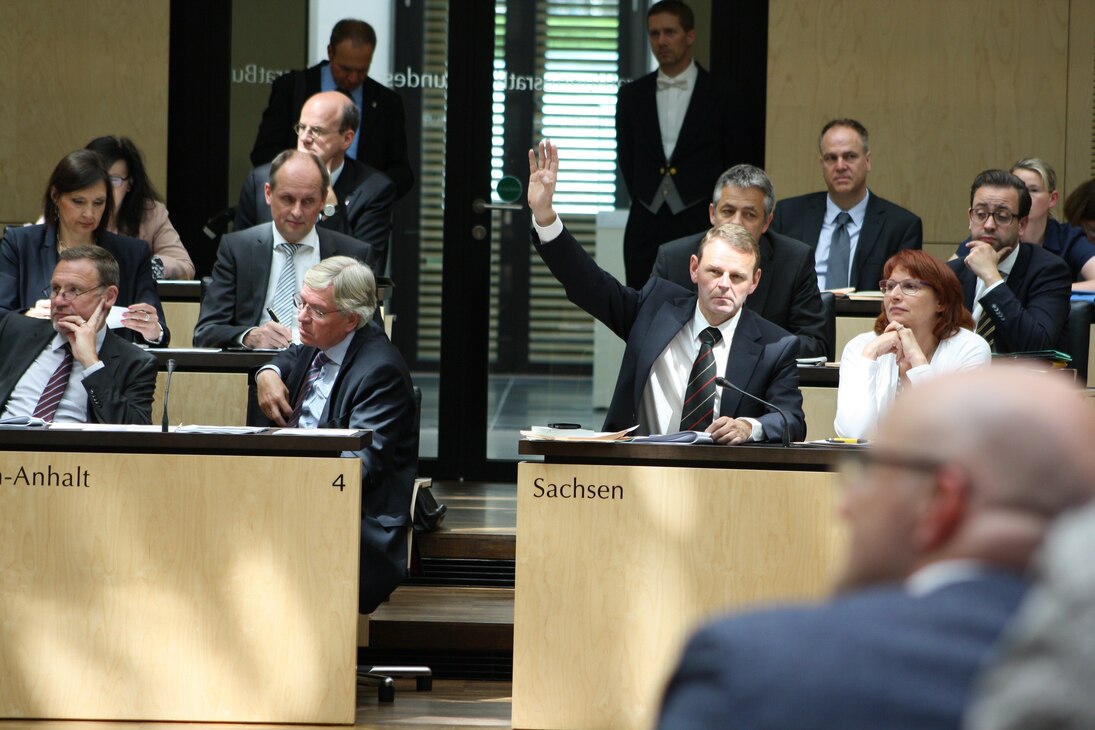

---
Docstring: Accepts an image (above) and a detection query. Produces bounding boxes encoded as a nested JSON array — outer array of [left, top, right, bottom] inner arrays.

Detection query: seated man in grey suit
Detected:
[[770, 118, 923, 291], [651, 164, 828, 358], [658, 366, 1095, 730], [948, 169, 1071, 354], [530, 141, 805, 443], [255, 256, 417, 613], [235, 91, 395, 273], [195, 150, 374, 349], [0, 246, 156, 424]]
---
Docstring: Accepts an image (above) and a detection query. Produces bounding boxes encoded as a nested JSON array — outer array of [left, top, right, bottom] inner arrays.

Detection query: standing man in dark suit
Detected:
[[249, 19, 414, 199], [194, 150, 374, 349], [237, 91, 395, 272], [948, 169, 1071, 354], [531, 141, 804, 443], [256, 256, 417, 613], [0, 246, 156, 425], [658, 366, 1095, 730], [770, 118, 923, 291], [650, 164, 828, 359], [616, 1, 747, 289]]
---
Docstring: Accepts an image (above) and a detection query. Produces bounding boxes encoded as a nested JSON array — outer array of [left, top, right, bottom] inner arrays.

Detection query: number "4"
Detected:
[[332, 474, 346, 492]]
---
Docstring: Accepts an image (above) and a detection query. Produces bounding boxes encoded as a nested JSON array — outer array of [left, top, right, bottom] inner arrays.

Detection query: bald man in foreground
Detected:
[[658, 367, 1095, 730]]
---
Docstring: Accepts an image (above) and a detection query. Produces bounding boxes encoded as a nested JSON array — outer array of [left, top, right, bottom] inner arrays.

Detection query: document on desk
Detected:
[[174, 425, 268, 434], [49, 423, 165, 432], [631, 431, 714, 444], [270, 428, 362, 436], [520, 425, 638, 442]]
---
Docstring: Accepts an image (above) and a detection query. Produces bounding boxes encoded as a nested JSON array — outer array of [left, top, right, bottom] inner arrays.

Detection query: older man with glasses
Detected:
[[0, 246, 156, 424], [947, 169, 1071, 354], [658, 365, 1095, 730]]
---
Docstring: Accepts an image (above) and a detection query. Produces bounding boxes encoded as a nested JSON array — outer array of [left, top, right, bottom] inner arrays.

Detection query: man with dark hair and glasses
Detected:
[[659, 366, 1095, 730], [236, 91, 395, 273], [0, 246, 156, 424], [947, 169, 1071, 354]]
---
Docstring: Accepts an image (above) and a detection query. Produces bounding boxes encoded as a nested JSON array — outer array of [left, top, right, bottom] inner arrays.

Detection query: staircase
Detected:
[[359, 482, 516, 680]]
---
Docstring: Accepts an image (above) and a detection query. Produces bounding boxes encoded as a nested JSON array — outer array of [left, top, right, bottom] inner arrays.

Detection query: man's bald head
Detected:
[[837, 366, 1095, 591], [295, 91, 359, 168]]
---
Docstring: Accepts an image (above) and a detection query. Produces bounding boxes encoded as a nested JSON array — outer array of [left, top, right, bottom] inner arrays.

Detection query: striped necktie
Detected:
[[33, 343, 73, 421], [287, 352, 330, 428], [273, 242, 302, 325], [976, 312, 997, 352], [680, 326, 722, 432]]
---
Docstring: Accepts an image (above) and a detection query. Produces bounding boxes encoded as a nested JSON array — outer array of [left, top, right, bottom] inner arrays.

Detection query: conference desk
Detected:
[[0, 428, 366, 723], [512, 439, 849, 730], [150, 349, 270, 426]]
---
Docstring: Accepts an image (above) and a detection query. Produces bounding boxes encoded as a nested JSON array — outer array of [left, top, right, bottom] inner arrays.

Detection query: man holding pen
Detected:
[[194, 149, 374, 349]]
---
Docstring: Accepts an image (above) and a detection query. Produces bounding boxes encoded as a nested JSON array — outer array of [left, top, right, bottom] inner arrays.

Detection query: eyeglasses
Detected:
[[292, 293, 341, 320], [838, 448, 946, 487], [878, 278, 933, 296], [108, 175, 129, 189], [43, 284, 104, 302], [293, 123, 336, 139], [969, 207, 1018, 226]]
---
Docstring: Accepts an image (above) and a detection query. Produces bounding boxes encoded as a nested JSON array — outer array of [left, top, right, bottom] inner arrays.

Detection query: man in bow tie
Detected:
[[615, 0, 753, 289]]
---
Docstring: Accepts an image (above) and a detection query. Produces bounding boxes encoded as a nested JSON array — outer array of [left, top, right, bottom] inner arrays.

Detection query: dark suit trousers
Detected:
[[624, 201, 709, 290]]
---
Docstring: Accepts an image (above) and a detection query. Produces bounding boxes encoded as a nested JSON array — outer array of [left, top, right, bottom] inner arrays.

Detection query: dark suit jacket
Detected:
[[264, 321, 418, 613], [948, 243, 1072, 354], [770, 191, 923, 291], [0, 224, 170, 346], [193, 224, 374, 347], [651, 230, 829, 359], [249, 63, 414, 198], [615, 66, 752, 210], [533, 227, 805, 441], [0, 316, 157, 424], [234, 158, 395, 271], [659, 570, 1028, 730]]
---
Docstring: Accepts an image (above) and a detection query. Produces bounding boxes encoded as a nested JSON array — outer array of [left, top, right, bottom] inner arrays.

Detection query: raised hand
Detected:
[[527, 140, 559, 226]]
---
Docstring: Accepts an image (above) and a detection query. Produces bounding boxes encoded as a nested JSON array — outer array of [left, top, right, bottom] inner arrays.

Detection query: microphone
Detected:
[[161, 358, 176, 433], [715, 376, 791, 447]]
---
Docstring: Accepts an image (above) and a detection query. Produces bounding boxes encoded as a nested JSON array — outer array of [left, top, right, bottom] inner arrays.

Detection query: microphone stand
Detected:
[[161, 358, 176, 433]]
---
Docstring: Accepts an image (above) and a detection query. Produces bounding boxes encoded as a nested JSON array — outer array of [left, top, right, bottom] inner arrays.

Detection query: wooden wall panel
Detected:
[[766, 0, 1072, 246], [0, 0, 169, 225], [1064, 0, 1095, 192]]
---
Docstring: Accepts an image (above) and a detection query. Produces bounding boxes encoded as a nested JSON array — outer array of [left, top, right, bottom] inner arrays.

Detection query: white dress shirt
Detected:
[[256, 222, 322, 343], [1, 330, 107, 422], [656, 61, 697, 162]]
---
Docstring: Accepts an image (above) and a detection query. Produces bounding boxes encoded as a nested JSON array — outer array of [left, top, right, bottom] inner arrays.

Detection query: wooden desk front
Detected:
[[0, 430, 365, 723], [513, 441, 848, 730]]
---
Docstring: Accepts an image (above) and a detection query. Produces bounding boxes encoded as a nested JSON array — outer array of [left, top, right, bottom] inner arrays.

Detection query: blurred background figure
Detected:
[[1064, 177, 1095, 245]]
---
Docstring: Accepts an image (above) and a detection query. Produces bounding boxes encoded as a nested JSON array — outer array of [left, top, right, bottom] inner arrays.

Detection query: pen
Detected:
[[266, 307, 280, 324], [827, 437, 868, 444]]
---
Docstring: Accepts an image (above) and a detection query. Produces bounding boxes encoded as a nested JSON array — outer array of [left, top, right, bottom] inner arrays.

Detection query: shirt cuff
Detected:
[[82, 361, 105, 378], [257, 364, 282, 378], [977, 280, 1005, 300], [533, 214, 564, 243], [743, 416, 764, 442]]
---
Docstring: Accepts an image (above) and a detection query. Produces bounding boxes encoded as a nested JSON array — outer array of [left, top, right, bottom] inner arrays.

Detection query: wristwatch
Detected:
[[323, 203, 337, 218]]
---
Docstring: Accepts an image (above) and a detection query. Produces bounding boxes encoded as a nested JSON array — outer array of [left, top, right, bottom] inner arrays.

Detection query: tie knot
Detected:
[[279, 242, 302, 257], [313, 352, 330, 369], [699, 326, 722, 347], [835, 211, 852, 226]]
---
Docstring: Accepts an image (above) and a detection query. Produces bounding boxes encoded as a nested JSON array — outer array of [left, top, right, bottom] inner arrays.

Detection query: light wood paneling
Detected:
[[803, 384, 838, 439], [0, 451, 361, 723], [0, 1, 169, 223], [767, 0, 1073, 246], [512, 462, 844, 730], [1064, 0, 1095, 191], [162, 301, 199, 349], [153, 371, 250, 426]]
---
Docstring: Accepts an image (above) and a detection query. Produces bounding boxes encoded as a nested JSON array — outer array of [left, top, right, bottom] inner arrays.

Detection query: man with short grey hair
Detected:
[[256, 255, 417, 613], [651, 164, 829, 358]]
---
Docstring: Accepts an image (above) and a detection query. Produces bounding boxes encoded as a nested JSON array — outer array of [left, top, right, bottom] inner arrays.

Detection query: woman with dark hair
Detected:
[[835, 249, 989, 438], [0, 149, 169, 345], [85, 135, 195, 279], [1064, 178, 1095, 245]]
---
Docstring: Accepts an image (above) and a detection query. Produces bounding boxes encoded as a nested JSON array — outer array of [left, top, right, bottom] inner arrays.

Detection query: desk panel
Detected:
[[0, 451, 361, 723], [154, 371, 249, 426], [513, 458, 844, 730]]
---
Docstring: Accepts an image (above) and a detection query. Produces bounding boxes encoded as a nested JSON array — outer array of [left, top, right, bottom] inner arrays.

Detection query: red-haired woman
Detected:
[[835, 249, 990, 438]]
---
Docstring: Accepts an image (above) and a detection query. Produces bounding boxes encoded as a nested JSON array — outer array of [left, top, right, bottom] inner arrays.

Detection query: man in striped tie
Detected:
[[255, 256, 417, 613], [0, 246, 157, 424], [529, 140, 805, 444]]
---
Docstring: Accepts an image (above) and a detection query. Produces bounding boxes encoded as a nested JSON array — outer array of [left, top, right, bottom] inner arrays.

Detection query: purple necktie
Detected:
[[33, 343, 73, 421], [287, 352, 330, 427]]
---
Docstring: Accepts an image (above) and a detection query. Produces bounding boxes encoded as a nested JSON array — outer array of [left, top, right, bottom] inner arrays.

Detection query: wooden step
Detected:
[[367, 585, 514, 653]]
